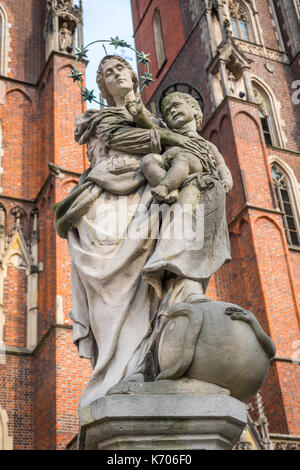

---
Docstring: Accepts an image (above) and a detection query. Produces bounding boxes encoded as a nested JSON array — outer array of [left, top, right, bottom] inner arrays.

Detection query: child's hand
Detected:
[[125, 98, 143, 117]]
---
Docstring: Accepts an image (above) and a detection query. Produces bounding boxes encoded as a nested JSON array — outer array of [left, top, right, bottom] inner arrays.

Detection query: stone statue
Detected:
[[126, 93, 232, 206], [55, 55, 275, 419], [59, 22, 73, 52], [55, 55, 235, 408]]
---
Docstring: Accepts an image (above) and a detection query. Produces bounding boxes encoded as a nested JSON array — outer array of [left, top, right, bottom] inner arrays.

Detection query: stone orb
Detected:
[[157, 300, 275, 403]]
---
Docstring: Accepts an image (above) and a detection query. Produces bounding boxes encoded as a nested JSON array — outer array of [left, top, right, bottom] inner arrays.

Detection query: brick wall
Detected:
[[132, 0, 185, 105], [4, 266, 27, 348], [1, 0, 46, 83], [55, 328, 91, 449], [0, 0, 299, 449], [0, 0, 90, 450], [0, 355, 34, 449]]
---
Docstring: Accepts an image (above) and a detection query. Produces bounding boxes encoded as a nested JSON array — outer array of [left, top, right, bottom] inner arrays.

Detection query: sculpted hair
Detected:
[[96, 55, 140, 107], [161, 92, 203, 128]]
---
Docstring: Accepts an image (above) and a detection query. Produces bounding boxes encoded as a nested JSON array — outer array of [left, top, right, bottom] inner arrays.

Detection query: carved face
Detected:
[[102, 58, 134, 100], [163, 96, 196, 130]]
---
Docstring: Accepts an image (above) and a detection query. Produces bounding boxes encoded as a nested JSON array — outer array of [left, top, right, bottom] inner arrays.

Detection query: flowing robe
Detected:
[[55, 108, 231, 407]]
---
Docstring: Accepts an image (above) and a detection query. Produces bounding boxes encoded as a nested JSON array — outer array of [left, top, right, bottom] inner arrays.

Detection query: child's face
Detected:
[[163, 97, 196, 130]]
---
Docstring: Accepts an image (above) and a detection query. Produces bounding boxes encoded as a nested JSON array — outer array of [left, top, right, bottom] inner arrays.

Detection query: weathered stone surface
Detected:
[[78, 393, 247, 450], [157, 300, 275, 403], [107, 378, 230, 396]]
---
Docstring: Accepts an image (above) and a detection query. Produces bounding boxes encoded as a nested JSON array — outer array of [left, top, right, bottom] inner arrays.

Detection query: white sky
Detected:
[[79, 0, 137, 108]]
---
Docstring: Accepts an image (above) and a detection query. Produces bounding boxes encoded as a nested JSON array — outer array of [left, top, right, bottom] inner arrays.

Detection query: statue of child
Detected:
[[126, 92, 232, 207]]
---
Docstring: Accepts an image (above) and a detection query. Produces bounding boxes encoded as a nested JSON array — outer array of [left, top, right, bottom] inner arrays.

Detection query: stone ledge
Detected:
[[79, 392, 247, 450]]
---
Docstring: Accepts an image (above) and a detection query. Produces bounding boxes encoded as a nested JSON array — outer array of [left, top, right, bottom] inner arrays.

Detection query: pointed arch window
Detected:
[[272, 163, 300, 247], [229, 0, 251, 41], [0, 4, 10, 75], [153, 9, 166, 71], [259, 106, 273, 147], [253, 84, 281, 147], [212, 8, 223, 46]]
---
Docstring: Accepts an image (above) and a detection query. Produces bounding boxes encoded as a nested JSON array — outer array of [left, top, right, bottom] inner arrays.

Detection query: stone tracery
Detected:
[[0, 206, 40, 352], [228, 0, 251, 41], [228, 0, 248, 22]]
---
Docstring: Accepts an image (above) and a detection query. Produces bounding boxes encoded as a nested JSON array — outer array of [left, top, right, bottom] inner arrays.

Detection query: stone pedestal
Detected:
[[78, 385, 247, 450]]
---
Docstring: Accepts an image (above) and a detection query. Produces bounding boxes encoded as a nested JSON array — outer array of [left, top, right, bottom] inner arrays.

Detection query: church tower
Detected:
[[131, 0, 300, 449], [0, 0, 91, 449]]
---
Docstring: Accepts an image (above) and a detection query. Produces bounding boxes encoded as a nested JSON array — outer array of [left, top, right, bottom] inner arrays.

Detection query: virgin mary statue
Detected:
[[55, 55, 231, 407]]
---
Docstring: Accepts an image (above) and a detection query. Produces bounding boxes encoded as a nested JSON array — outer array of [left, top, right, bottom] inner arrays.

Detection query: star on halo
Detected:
[[81, 88, 96, 103], [137, 51, 151, 65], [140, 72, 154, 88], [74, 47, 89, 60], [68, 68, 83, 83], [109, 36, 130, 49]]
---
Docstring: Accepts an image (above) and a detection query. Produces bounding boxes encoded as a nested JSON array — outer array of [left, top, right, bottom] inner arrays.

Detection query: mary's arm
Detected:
[[95, 114, 209, 157], [95, 115, 162, 155]]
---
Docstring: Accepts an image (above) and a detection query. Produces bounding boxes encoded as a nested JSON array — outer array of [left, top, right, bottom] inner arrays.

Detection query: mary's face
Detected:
[[102, 58, 134, 99]]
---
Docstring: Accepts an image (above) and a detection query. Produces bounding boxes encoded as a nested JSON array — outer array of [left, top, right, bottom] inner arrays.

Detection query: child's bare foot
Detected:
[[152, 184, 169, 201]]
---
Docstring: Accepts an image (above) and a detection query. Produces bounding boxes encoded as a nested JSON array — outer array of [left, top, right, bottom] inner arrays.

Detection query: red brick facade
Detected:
[[0, 0, 91, 449], [1, 0, 299, 450], [132, 0, 300, 440]]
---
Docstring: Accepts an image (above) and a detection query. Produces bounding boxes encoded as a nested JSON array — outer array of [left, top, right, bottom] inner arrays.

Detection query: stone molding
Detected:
[[0, 208, 40, 351], [0, 4, 12, 76], [236, 39, 287, 63], [0, 407, 13, 450], [79, 393, 247, 450]]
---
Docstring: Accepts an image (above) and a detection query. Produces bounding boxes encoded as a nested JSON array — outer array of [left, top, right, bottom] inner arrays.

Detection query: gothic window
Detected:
[[0, 4, 9, 75], [239, 19, 250, 41], [272, 163, 300, 247], [259, 107, 272, 147], [229, 0, 251, 41], [212, 8, 223, 45], [253, 84, 279, 147], [153, 9, 166, 71], [231, 17, 239, 37]]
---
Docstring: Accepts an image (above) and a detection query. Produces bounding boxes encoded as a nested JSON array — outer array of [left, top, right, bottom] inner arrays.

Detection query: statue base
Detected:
[[78, 382, 247, 450]]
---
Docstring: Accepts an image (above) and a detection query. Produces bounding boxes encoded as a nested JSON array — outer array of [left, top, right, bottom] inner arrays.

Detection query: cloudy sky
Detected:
[[79, 0, 137, 107]]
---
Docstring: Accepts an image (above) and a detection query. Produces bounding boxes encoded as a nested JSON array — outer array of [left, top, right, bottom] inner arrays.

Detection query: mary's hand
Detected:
[[159, 129, 204, 155]]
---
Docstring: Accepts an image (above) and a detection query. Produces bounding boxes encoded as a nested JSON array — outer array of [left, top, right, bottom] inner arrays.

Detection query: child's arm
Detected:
[[126, 100, 212, 157], [209, 143, 233, 193], [126, 98, 159, 130]]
